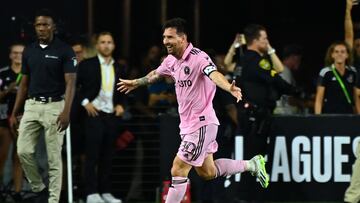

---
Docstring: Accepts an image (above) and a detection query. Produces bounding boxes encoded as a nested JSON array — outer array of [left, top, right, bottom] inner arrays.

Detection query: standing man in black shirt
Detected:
[[235, 24, 297, 201], [9, 9, 76, 203], [239, 24, 296, 158]]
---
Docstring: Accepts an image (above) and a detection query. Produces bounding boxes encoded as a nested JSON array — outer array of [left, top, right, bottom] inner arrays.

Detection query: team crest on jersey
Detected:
[[347, 74, 354, 83], [184, 66, 190, 75], [259, 59, 271, 70]]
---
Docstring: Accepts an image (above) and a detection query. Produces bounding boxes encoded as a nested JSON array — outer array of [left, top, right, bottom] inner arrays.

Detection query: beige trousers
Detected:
[[17, 99, 65, 203]]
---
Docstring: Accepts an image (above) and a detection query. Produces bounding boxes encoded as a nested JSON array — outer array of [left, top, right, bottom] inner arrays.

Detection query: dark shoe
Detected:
[[34, 187, 49, 203]]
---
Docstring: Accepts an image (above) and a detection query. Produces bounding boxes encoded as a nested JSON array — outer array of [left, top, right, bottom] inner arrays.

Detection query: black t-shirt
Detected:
[[317, 66, 359, 114], [22, 37, 76, 98], [241, 50, 278, 109], [0, 66, 18, 118]]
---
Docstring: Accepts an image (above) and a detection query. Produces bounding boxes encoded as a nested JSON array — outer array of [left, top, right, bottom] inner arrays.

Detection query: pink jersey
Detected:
[[156, 43, 219, 134]]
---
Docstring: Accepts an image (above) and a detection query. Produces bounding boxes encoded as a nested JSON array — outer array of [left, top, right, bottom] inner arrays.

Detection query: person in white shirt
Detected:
[[75, 32, 125, 203]]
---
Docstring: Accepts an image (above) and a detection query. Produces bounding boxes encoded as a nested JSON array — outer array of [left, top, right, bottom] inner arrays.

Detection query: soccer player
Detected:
[[118, 18, 269, 203]]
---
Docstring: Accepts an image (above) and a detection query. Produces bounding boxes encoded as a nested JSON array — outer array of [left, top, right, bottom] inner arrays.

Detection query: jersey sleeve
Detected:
[[62, 46, 77, 73], [200, 52, 217, 77], [317, 68, 329, 87], [155, 56, 172, 77]]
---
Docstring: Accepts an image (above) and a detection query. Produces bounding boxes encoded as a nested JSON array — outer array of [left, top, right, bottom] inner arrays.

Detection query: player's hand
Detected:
[[229, 80, 242, 103], [84, 103, 99, 117], [56, 112, 70, 132], [115, 104, 124, 117], [9, 114, 19, 135], [117, 78, 138, 94]]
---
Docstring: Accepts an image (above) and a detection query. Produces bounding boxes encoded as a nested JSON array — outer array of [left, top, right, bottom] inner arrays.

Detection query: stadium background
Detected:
[[1, 0, 360, 94]]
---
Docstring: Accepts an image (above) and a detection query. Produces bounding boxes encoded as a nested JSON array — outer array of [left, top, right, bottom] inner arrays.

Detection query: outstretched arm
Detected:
[[117, 69, 162, 94], [345, 0, 355, 49], [209, 71, 242, 102]]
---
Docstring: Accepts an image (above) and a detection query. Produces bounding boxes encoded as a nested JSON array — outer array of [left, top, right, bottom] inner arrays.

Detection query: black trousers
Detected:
[[238, 106, 272, 159], [236, 106, 272, 201], [84, 111, 120, 195]]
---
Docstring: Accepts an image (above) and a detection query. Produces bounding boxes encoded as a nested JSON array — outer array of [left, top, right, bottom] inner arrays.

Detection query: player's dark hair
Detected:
[[163, 18, 188, 36]]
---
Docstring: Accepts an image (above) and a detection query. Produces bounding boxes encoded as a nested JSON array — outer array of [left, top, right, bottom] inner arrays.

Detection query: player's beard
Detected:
[[166, 44, 182, 58]]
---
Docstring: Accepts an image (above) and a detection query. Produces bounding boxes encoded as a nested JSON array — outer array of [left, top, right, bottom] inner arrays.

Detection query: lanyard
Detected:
[[331, 65, 352, 104], [16, 73, 22, 85]]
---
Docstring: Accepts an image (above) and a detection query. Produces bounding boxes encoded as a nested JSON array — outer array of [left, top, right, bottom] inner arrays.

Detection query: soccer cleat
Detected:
[[250, 155, 269, 188]]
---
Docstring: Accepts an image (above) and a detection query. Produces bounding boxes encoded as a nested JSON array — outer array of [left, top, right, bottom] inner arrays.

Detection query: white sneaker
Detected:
[[87, 193, 105, 203], [101, 193, 122, 203]]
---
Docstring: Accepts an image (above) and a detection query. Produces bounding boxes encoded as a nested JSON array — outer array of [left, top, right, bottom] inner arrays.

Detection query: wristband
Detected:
[[81, 98, 89, 106], [268, 48, 276, 55]]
